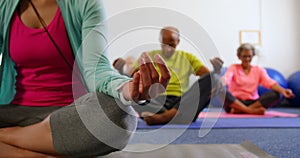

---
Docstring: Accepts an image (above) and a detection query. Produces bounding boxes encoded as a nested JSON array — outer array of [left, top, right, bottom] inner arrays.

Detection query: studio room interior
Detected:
[[0, 0, 299, 158]]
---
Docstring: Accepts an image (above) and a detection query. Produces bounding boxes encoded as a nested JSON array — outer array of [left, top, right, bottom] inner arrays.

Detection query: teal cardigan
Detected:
[[0, 0, 131, 104]]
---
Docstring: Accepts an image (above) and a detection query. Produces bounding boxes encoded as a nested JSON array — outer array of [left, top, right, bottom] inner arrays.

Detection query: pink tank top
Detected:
[[9, 8, 84, 106]]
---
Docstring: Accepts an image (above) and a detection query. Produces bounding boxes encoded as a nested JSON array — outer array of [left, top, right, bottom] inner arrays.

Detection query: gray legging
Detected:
[[133, 73, 222, 122], [223, 90, 281, 113], [0, 92, 137, 157]]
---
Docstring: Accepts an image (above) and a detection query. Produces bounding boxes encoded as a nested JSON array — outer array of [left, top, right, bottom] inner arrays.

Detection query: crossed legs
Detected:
[[136, 73, 220, 125], [0, 142, 58, 158], [223, 91, 281, 114], [0, 92, 137, 157], [0, 105, 62, 157], [0, 116, 63, 158]]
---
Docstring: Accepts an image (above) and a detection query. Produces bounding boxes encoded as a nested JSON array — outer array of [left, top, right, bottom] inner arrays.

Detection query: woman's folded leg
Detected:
[[0, 92, 137, 157]]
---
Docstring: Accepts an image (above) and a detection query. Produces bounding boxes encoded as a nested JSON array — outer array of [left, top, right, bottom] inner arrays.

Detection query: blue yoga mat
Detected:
[[137, 117, 300, 129]]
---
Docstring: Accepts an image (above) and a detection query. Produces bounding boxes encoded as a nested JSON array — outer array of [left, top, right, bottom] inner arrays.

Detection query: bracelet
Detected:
[[137, 100, 150, 105]]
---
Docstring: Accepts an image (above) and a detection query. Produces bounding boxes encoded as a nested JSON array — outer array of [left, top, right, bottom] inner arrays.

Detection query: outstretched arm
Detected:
[[195, 66, 210, 76], [195, 57, 224, 76], [271, 84, 295, 98]]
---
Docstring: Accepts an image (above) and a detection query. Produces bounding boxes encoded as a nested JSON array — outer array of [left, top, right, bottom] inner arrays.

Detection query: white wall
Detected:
[[103, 0, 300, 77], [260, 0, 300, 77]]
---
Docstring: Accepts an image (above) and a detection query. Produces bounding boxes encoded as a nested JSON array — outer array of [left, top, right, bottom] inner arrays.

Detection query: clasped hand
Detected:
[[210, 57, 224, 74]]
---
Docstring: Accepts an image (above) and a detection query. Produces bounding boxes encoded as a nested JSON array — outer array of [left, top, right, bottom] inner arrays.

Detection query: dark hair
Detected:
[[237, 43, 256, 57]]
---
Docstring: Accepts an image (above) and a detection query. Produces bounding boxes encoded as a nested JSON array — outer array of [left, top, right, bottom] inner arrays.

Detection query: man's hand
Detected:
[[121, 52, 171, 102], [210, 57, 224, 74]]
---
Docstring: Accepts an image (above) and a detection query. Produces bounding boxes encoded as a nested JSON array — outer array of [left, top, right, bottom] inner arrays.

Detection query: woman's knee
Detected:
[[259, 91, 281, 108], [269, 91, 281, 100], [49, 92, 137, 157], [95, 92, 137, 149], [261, 91, 280, 101]]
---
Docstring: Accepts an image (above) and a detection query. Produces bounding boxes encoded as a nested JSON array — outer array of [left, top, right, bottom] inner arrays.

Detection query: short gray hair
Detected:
[[237, 43, 256, 57]]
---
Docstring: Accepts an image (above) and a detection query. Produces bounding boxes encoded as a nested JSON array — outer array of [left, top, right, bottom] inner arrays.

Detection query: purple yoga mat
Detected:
[[137, 117, 300, 129], [198, 111, 299, 118]]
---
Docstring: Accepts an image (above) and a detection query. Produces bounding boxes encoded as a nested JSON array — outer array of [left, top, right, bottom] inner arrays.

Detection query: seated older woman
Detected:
[[222, 43, 295, 114]]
